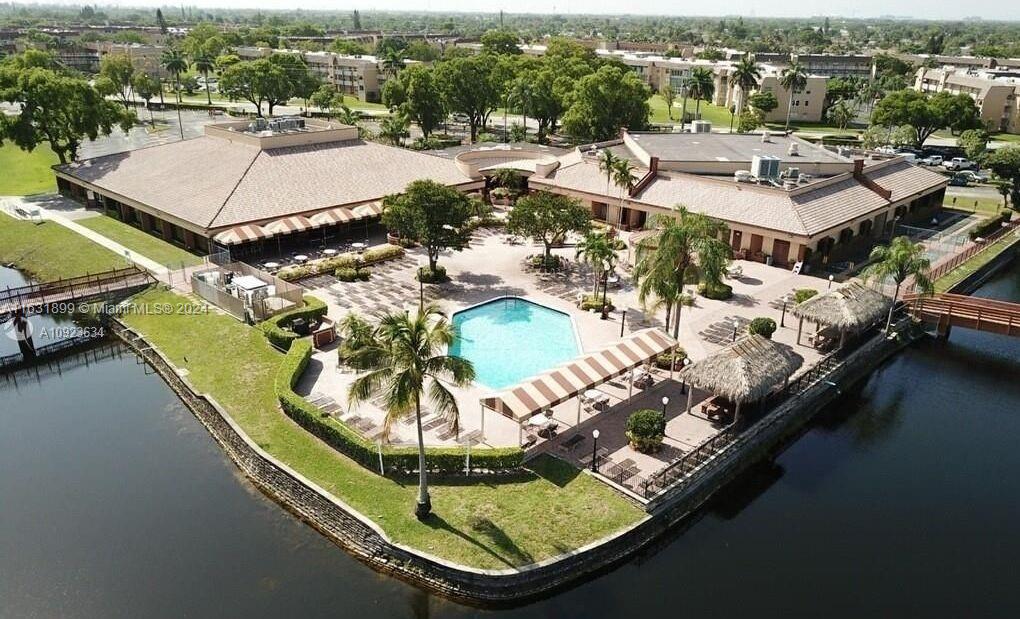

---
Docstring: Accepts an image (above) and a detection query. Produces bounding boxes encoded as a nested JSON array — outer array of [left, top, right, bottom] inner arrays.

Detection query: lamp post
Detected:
[[680, 357, 691, 393], [619, 309, 627, 337], [590, 429, 600, 472], [661, 396, 669, 417], [732, 319, 740, 342], [780, 293, 790, 328], [600, 268, 610, 320], [828, 274, 834, 290]]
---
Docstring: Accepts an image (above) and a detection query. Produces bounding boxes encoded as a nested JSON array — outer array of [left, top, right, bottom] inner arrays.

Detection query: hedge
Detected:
[[258, 295, 329, 350], [275, 341, 524, 475], [277, 244, 405, 282], [968, 211, 1014, 241], [698, 282, 733, 300]]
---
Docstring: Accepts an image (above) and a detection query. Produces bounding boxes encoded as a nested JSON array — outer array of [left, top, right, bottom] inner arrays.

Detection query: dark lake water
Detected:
[[3, 261, 1019, 618]]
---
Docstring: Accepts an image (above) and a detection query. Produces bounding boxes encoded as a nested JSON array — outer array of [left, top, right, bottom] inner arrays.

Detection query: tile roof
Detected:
[[58, 136, 475, 231], [862, 159, 948, 203]]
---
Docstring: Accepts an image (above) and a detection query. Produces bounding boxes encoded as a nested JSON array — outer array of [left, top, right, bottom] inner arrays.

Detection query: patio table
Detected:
[[263, 261, 280, 270], [351, 242, 367, 252], [294, 254, 309, 263], [322, 249, 338, 256], [527, 412, 552, 427]]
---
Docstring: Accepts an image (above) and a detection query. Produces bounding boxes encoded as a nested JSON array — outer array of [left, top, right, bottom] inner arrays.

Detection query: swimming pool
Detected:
[[450, 297, 580, 390]]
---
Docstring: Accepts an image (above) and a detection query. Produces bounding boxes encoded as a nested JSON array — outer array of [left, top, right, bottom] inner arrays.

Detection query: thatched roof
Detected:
[[791, 281, 891, 330], [680, 334, 802, 404]]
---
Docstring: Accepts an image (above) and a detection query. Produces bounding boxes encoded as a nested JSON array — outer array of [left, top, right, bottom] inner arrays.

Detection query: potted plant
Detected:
[[625, 408, 666, 453]]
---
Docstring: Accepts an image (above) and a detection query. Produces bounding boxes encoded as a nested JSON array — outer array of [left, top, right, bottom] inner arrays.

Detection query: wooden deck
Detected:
[[905, 292, 1020, 337], [0, 267, 153, 317]]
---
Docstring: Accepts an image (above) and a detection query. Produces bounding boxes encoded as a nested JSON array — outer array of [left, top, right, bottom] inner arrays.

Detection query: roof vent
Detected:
[[762, 129, 772, 143], [788, 142, 799, 156]]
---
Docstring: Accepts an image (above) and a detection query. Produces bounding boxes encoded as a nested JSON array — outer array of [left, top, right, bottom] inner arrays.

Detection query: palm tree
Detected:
[[611, 158, 637, 228], [779, 62, 808, 132], [575, 231, 619, 299], [633, 210, 731, 338], [728, 55, 761, 122], [191, 52, 216, 106], [382, 50, 405, 78], [689, 67, 715, 120], [826, 99, 856, 131], [378, 113, 410, 146], [346, 304, 475, 519], [862, 236, 933, 333], [598, 149, 622, 198], [160, 48, 188, 104]]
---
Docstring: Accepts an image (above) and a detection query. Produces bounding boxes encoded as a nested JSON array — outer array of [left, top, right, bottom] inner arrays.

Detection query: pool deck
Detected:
[[296, 227, 829, 481]]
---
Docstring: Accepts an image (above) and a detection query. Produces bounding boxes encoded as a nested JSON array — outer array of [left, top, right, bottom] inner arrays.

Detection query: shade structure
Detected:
[[351, 201, 383, 219], [310, 207, 356, 227], [679, 334, 802, 404], [480, 328, 676, 421], [212, 224, 273, 246], [791, 281, 891, 330], [263, 215, 316, 236]]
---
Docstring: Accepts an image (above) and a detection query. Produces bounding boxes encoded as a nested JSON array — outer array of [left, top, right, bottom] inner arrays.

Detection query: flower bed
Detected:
[[277, 244, 405, 282]]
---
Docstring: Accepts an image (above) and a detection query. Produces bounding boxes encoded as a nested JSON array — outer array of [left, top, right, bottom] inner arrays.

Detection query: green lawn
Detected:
[[648, 94, 733, 129], [78, 215, 204, 268], [0, 143, 58, 196], [990, 132, 1020, 144], [0, 212, 125, 280], [122, 287, 643, 569], [944, 196, 1007, 216], [934, 228, 1020, 292]]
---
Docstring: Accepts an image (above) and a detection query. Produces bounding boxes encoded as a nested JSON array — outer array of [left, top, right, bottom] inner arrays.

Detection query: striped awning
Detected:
[[480, 328, 676, 421], [212, 224, 273, 245], [310, 207, 356, 227], [263, 215, 316, 235], [351, 201, 383, 219]]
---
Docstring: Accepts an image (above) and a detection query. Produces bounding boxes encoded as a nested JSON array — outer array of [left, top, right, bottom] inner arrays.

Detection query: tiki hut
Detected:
[[791, 281, 891, 348], [679, 334, 803, 422]]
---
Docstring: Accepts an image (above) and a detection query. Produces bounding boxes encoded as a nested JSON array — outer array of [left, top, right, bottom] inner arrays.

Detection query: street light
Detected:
[[661, 396, 669, 417], [680, 357, 691, 393], [828, 274, 834, 290], [780, 293, 790, 327], [732, 319, 740, 342], [590, 429, 600, 472], [600, 268, 610, 320]]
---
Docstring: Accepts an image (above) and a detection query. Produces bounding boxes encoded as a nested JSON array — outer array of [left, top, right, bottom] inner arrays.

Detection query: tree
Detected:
[[268, 54, 318, 110], [506, 191, 591, 265], [509, 122, 527, 142], [346, 304, 475, 520], [632, 210, 730, 338], [561, 64, 650, 142], [404, 41, 440, 62], [381, 50, 405, 78], [160, 48, 188, 104], [659, 84, 675, 121], [191, 52, 216, 105], [377, 113, 410, 146], [219, 58, 291, 117], [98, 53, 135, 110], [131, 71, 160, 125], [738, 109, 764, 133], [598, 149, 623, 197], [575, 231, 619, 299], [872, 89, 980, 148], [747, 91, 778, 115], [958, 128, 989, 162], [480, 30, 521, 55], [352, 9, 362, 30], [310, 84, 344, 118], [862, 236, 933, 333], [610, 157, 637, 227], [386, 64, 444, 138], [779, 62, 808, 132], [728, 55, 761, 119], [330, 39, 368, 56], [826, 99, 857, 130], [435, 55, 500, 143], [156, 9, 168, 36], [0, 63, 132, 164], [986, 146, 1020, 208], [688, 67, 715, 120], [996, 180, 1013, 209], [382, 180, 473, 272]]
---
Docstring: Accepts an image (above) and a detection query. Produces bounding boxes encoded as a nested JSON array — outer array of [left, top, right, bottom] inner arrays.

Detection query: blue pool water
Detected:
[[450, 298, 580, 389]]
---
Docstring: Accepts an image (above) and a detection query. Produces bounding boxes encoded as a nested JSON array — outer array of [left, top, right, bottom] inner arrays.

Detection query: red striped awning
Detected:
[[480, 328, 676, 421], [263, 215, 316, 235], [310, 207, 356, 226], [351, 201, 383, 219], [213, 224, 273, 245]]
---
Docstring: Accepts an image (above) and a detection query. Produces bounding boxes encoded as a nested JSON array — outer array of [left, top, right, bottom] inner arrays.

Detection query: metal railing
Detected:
[[919, 220, 1020, 287], [0, 267, 152, 315]]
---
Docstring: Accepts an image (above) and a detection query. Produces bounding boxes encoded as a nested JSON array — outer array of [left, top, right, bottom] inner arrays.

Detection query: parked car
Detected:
[[921, 155, 944, 166], [897, 152, 918, 164], [955, 170, 990, 183], [948, 173, 971, 187], [944, 157, 975, 171]]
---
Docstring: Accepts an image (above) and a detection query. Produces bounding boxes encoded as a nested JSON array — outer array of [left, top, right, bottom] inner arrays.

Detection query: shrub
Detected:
[[625, 409, 666, 452], [748, 317, 777, 339], [580, 294, 614, 312], [654, 348, 687, 370], [968, 211, 1014, 241], [698, 282, 733, 300], [274, 341, 524, 474], [362, 244, 405, 263], [527, 254, 562, 270], [258, 295, 329, 351], [794, 288, 819, 304], [275, 245, 405, 282], [416, 265, 448, 283], [335, 267, 370, 282]]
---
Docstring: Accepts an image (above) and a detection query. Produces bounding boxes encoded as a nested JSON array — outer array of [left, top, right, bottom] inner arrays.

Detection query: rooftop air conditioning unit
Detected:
[[691, 120, 712, 133], [788, 142, 800, 156], [751, 154, 781, 179], [734, 170, 754, 183], [785, 166, 800, 179], [761, 129, 772, 142]]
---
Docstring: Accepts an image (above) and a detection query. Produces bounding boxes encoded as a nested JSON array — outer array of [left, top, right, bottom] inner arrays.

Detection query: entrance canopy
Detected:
[[480, 328, 676, 421]]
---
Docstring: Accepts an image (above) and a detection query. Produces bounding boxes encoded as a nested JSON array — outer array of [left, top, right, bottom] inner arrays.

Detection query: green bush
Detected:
[[794, 288, 819, 304], [335, 267, 370, 282], [362, 244, 405, 263], [654, 348, 687, 370], [968, 211, 1014, 241], [276, 245, 405, 282], [625, 409, 666, 453], [416, 265, 448, 283], [258, 295, 329, 351], [748, 317, 777, 339], [274, 341, 524, 474], [698, 282, 733, 300], [580, 294, 614, 312]]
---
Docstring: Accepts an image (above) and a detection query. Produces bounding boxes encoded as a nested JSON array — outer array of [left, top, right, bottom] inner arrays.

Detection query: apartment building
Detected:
[[84, 41, 167, 77], [915, 67, 1019, 133], [235, 46, 387, 102], [752, 52, 873, 78]]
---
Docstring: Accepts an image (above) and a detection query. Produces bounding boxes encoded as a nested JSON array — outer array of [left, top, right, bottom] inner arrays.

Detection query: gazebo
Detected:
[[679, 334, 803, 423], [791, 281, 891, 349]]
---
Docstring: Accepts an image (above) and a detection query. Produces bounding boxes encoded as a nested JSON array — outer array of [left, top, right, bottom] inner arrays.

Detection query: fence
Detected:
[[190, 261, 306, 323], [920, 220, 1020, 287]]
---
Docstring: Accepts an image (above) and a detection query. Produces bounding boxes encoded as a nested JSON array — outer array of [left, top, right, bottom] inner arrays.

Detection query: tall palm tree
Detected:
[[346, 304, 475, 519], [728, 55, 761, 122], [378, 113, 410, 146], [160, 48, 188, 104], [633, 210, 731, 338], [862, 235, 933, 333], [575, 231, 619, 298], [779, 62, 808, 132], [382, 50, 405, 78], [611, 158, 637, 228], [598, 149, 622, 197], [689, 67, 715, 120], [191, 52, 216, 106]]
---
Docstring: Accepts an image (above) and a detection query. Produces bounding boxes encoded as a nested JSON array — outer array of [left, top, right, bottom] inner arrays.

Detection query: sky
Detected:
[[15, 1, 1020, 21]]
